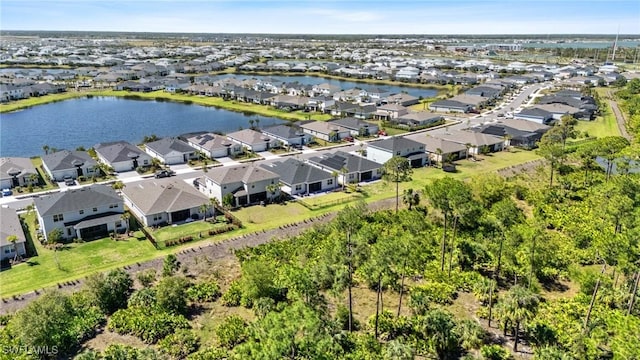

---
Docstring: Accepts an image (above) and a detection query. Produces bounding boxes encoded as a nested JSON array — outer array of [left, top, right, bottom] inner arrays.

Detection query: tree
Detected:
[[331, 170, 339, 190], [419, 309, 459, 359], [340, 166, 349, 191], [222, 193, 235, 209], [597, 136, 630, 181], [497, 285, 539, 352], [382, 156, 413, 213], [425, 177, 458, 272], [199, 202, 212, 221], [120, 212, 130, 233], [537, 128, 565, 187], [402, 188, 420, 211], [111, 180, 125, 193], [85, 268, 133, 315], [216, 315, 248, 349], [156, 276, 189, 315], [162, 253, 181, 277], [266, 183, 279, 202], [6, 235, 21, 262], [42, 144, 50, 155]]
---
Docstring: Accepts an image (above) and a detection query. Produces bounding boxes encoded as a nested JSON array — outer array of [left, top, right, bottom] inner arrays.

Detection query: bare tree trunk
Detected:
[[513, 321, 520, 352], [375, 273, 382, 339], [628, 271, 640, 316], [397, 259, 406, 317], [529, 235, 536, 289], [496, 234, 505, 277], [448, 216, 458, 278], [440, 213, 448, 272], [584, 262, 607, 334], [347, 232, 353, 332], [488, 279, 495, 328]]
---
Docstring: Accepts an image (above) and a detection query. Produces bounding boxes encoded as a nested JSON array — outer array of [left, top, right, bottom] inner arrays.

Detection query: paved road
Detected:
[[606, 90, 632, 141]]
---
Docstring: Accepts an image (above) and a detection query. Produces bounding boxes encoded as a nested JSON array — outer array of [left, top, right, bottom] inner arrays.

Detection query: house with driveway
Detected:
[[94, 141, 152, 172], [41, 150, 98, 181], [308, 151, 382, 186], [186, 132, 242, 158], [299, 121, 351, 142], [514, 108, 554, 125], [327, 117, 379, 137], [434, 130, 505, 154], [227, 129, 279, 152], [144, 137, 198, 165], [366, 137, 428, 168], [262, 125, 312, 148], [34, 185, 124, 242], [429, 99, 474, 113], [261, 158, 336, 196], [0, 207, 27, 261], [395, 112, 443, 128], [200, 164, 280, 207], [404, 133, 468, 164], [0, 157, 38, 189], [122, 178, 213, 227]]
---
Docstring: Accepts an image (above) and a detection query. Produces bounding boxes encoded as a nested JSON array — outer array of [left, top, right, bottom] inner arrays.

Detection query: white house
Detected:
[[227, 129, 279, 152], [366, 137, 428, 168], [94, 141, 152, 172], [0, 157, 39, 189], [144, 137, 198, 165], [34, 185, 124, 242], [261, 158, 336, 196], [122, 178, 213, 227], [0, 207, 27, 261], [41, 150, 98, 182], [187, 133, 242, 158], [201, 164, 280, 207]]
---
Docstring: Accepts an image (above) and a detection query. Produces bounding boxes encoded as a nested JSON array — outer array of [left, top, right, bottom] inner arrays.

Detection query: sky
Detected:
[[1, 0, 639, 35]]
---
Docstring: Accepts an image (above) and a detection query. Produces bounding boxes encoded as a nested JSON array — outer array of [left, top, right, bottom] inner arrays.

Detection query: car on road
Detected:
[[155, 169, 175, 178], [63, 176, 75, 186], [1, 188, 13, 197]]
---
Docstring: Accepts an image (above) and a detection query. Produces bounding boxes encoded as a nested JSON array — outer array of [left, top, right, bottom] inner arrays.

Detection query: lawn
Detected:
[[297, 191, 365, 209], [0, 213, 158, 298], [575, 110, 620, 139], [0, 91, 87, 113], [150, 220, 229, 243]]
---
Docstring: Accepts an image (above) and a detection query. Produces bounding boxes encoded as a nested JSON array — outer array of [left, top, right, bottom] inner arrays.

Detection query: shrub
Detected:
[[107, 307, 190, 343], [187, 281, 222, 303], [215, 315, 247, 349], [128, 288, 157, 308], [480, 344, 512, 360], [159, 329, 200, 358], [221, 281, 242, 307]]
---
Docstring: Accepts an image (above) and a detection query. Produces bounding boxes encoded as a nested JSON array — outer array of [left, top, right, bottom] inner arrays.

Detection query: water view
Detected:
[[212, 74, 439, 99], [0, 97, 286, 157]]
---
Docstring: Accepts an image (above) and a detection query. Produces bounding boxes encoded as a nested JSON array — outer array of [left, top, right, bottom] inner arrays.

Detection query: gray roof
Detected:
[[41, 150, 97, 171], [186, 133, 234, 151], [94, 141, 146, 163], [517, 108, 553, 118], [122, 178, 209, 215], [262, 125, 306, 140], [34, 185, 122, 216], [367, 137, 424, 153], [328, 117, 373, 131], [308, 151, 380, 173], [397, 112, 443, 122], [261, 158, 332, 186], [227, 129, 273, 146], [0, 207, 26, 247], [0, 157, 37, 180], [434, 130, 504, 147], [404, 133, 467, 154], [497, 119, 550, 133], [145, 137, 195, 156], [430, 99, 471, 109], [205, 164, 279, 185]]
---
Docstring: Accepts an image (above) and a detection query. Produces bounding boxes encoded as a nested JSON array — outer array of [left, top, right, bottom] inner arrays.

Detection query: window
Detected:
[[79, 210, 84, 215], [109, 204, 118, 209], [396, 151, 401, 155], [143, 160, 149, 165], [295, 184, 302, 191], [116, 221, 122, 228], [67, 228, 72, 236], [349, 174, 355, 179], [327, 179, 333, 185], [251, 185, 255, 188], [93, 208, 98, 212], [53, 214, 64, 222]]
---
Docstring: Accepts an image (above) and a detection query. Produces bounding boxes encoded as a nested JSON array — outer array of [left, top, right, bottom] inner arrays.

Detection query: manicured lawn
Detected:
[[0, 213, 158, 298], [0, 91, 87, 113], [233, 202, 322, 229], [150, 220, 228, 242], [297, 191, 365, 209], [575, 111, 620, 139]]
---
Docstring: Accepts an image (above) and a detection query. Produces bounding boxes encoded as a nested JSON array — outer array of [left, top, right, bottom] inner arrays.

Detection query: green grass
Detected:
[[0, 91, 88, 113], [575, 110, 620, 139], [0, 213, 158, 297], [150, 220, 227, 242]]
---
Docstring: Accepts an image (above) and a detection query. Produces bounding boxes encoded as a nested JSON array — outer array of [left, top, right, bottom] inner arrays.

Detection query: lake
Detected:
[[0, 97, 286, 158], [211, 74, 439, 99]]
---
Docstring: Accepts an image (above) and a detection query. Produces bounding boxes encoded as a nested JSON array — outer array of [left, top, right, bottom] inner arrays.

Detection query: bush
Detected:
[[128, 288, 157, 309], [159, 329, 200, 358], [221, 281, 242, 307], [187, 281, 222, 303], [215, 315, 247, 349], [136, 268, 157, 287], [107, 307, 190, 343], [156, 276, 189, 315], [480, 344, 512, 360], [410, 282, 457, 312]]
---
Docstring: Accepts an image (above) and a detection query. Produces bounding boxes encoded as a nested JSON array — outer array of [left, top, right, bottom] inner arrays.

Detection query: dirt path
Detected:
[[606, 90, 632, 141], [0, 198, 397, 315]]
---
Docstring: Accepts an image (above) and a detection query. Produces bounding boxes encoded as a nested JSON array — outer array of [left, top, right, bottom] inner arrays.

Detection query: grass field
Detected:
[[575, 108, 620, 139], [151, 220, 228, 242]]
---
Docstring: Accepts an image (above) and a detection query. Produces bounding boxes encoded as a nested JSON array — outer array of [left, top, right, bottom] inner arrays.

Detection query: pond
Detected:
[[0, 97, 286, 157]]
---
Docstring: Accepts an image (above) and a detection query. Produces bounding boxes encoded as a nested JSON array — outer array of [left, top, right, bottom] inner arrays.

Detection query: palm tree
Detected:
[[464, 143, 472, 160], [331, 170, 339, 190], [210, 197, 220, 220], [265, 183, 279, 203], [340, 166, 349, 191], [402, 188, 420, 210], [498, 285, 539, 352], [435, 148, 443, 166], [199, 202, 212, 221], [42, 144, 50, 155], [28, 173, 40, 187], [6, 235, 20, 262], [120, 212, 131, 234], [112, 181, 125, 193]]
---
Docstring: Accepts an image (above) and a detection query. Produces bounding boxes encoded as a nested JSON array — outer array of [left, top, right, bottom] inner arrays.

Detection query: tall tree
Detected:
[[401, 188, 420, 211], [497, 285, 539, 352], [537, 127, 566, 187], [382, 156, 413, 213]]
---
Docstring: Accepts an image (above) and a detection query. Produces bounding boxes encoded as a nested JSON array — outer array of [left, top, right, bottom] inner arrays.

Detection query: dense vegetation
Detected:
[[617, 78, 640, 141], [1, 94, 639, 358]]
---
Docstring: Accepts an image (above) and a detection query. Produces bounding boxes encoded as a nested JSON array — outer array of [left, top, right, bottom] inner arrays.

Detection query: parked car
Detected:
[[1, 188, 12, 197], [155, 169, 175, 178], [63, 176, 75, 186]]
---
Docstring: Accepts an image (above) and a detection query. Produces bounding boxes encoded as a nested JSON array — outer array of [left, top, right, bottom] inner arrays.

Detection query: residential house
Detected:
[[186, 133, 241, 158], [514, 108, 554, 125], [308, 151, 382, 185], [470, 121, 549, 149], [261, 158, 336, 196], [270, 95, 309, 110], [535, 103, 582, 120], [366, 137, 428, 167], [0, 84, 27, 102], [227, 129, 279, 152], [34, 185, 124, 242], [375, 104, 409, 120], [41, 150, 98, 182], [434, 130, 505, 154], [0, 157, 38, 189], [144, 137, 198, 165], [327, 117, 379, 137], [94, 141, 152, 172], [200, 164, 280, 207], [262, 125, 312, 148], [383, 93, 420, 106], [429, 99, 474, 113], [404, 133, 468, 164], [297, 121, 349, 142], [395, 112, 443, 128], [0, 207, 27, 261], [122, 178, 212, 227]]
